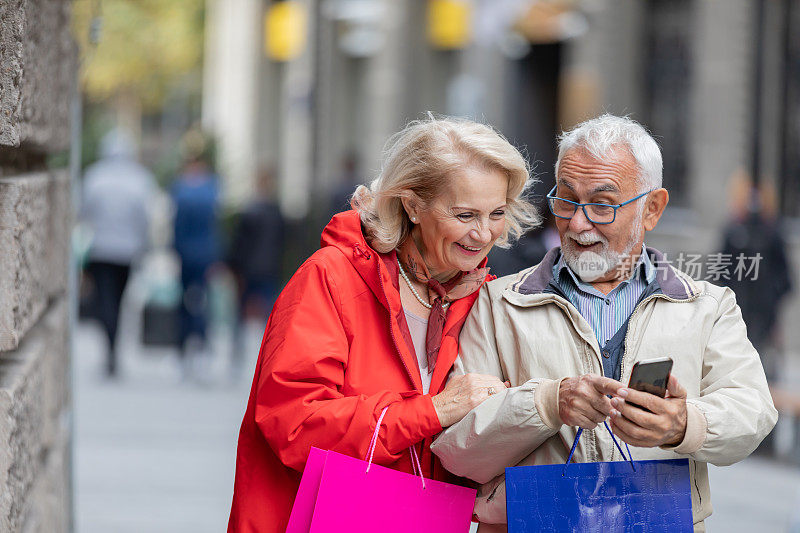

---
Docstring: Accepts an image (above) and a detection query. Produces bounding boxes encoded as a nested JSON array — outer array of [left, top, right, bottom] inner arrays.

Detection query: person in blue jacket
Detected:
[[171, 132, 221, 374]]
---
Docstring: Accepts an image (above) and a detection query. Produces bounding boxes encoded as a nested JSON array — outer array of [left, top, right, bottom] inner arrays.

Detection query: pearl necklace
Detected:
[[397, 259, 450, 310]]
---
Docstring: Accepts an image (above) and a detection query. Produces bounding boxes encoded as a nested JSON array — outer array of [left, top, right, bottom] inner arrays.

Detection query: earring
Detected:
[[411, 217, 416, 223]]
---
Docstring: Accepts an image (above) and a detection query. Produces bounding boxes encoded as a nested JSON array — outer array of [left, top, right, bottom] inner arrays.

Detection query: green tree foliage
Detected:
[[72, 0, 205, 110]]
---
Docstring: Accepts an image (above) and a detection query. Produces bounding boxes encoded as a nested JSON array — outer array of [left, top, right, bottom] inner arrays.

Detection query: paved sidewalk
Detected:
[[707, 458, 800, 532], [73, 320, 259, 533]]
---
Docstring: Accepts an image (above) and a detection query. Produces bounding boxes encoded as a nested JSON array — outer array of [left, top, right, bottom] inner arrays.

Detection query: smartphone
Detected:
[[627, 357, 673, 407]]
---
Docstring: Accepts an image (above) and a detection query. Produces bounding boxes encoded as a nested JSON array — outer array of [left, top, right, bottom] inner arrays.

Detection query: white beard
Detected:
[[561, 217, 643, 283]]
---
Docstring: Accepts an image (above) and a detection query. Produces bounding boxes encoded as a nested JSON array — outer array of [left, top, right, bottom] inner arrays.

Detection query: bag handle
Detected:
[[562, 422, 636, 476], [365, 406, 426, 489]]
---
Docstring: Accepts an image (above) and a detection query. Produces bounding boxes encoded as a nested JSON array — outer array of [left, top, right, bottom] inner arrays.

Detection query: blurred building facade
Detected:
[[0, 0, 75, 531], [202, 0, 800, 356]]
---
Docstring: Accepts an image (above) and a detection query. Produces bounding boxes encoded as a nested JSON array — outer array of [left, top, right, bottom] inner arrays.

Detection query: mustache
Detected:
[[565, 231, 608, 246]]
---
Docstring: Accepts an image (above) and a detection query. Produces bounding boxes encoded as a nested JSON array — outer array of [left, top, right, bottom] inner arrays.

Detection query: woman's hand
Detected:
[[431, 373, 509, 428]]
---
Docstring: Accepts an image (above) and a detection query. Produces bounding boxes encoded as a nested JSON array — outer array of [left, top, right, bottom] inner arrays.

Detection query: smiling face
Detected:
[[403, 166, 509, 281], [555, 146, 653, 283]]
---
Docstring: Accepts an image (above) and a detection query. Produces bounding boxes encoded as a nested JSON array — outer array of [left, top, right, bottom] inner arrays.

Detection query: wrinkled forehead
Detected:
[[557, 145, 640, 191]]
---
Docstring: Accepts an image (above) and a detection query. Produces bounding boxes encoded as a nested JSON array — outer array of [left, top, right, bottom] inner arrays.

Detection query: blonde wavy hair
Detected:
[[351, 116, 540, 253]]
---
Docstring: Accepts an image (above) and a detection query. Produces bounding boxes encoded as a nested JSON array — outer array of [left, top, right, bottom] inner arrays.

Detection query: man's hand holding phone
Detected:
[[609, 373, 688, 448]]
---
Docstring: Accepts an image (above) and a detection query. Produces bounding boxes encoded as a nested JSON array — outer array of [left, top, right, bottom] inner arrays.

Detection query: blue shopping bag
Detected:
[[505, 423, 693, 532]]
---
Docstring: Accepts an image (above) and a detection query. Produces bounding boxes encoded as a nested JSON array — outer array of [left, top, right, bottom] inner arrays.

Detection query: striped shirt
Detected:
[[553, 244, 656, 351]]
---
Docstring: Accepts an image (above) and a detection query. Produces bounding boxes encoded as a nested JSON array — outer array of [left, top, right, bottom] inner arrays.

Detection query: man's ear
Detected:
[[643, 188, 669, 231]]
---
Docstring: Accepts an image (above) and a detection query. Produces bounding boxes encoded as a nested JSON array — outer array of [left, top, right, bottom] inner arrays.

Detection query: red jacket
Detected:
[[228, 211, 488, 532]]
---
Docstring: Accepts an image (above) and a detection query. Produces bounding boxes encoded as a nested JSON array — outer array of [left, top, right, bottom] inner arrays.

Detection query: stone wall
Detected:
[[0, 0, 74, 532], [0, 0, 73, 151]]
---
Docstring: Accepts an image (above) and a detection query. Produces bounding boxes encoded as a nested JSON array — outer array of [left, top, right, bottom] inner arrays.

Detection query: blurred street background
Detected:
[[69, 0, 800, 531]]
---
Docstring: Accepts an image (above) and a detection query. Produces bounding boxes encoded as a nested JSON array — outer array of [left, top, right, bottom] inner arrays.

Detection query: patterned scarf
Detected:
[[396, 233, 489, 374]]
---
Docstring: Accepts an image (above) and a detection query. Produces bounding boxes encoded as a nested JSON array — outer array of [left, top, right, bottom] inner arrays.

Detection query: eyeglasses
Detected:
[[546, 185, 654, 225]]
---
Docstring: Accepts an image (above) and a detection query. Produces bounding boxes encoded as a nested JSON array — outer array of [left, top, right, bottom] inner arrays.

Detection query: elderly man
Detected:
[[431, 114, 777, 532]]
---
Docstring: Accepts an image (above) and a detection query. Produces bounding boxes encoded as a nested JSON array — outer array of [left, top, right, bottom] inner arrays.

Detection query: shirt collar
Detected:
[[553, 243, 655, 291]]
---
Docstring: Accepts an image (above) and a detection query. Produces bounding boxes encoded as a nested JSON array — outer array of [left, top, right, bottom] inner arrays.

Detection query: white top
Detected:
[[82, 157, 155, 264], [403, 309, 431, 394]]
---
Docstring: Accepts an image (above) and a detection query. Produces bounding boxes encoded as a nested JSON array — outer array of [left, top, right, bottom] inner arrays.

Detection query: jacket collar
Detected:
[[321, 210, 395, 312], [320, 210, 489, 393], [511, 246, 699, 301]]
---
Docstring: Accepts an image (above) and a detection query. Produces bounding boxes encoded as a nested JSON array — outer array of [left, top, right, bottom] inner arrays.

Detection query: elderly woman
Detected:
[[227, 117, 539, 532]]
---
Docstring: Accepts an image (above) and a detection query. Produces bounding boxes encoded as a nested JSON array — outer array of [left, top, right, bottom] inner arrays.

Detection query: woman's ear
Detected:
[[400, 194, 419, 223]]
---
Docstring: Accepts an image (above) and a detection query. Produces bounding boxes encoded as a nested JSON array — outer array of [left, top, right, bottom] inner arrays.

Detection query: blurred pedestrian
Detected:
[[227, 116, 540, 532], [227, 167, 286, 378], [81, 128, 155, 377], [720, 174, 793, 381], [326, 150, 362, 222], [171, 129, 221, 377]]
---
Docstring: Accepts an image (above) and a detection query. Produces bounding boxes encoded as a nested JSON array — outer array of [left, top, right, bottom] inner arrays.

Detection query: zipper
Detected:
[[526, 294, 604, 372], [619, 291, 700, 381], [601, 290, 698, 461], [373, 248, 418, 391], [373, 249, 432, 475]]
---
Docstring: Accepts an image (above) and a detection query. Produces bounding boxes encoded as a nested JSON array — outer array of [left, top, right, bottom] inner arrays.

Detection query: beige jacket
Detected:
[[431, 248, 777, 532]]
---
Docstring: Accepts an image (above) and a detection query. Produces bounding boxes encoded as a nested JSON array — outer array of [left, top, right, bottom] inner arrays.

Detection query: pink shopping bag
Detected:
[[286, 407, 477, 533]]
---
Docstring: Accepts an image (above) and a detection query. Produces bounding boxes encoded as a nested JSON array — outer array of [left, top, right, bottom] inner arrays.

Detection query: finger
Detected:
[[617, 388, 666, 414], [608, 418, 648, 447], [666, 374, 687, 399], [590, 393, 614, 416], [611, 396, 659, 427], [465, 375, 500, 389], [572, 398, 608, 424], [486, 379, 507, 392], [609, 410, 656, 446], [486, 384, 502, 396], [573, 414, 599, 430], [504, 381, 511, 388], [590, 375, 626, 396], [468, 390, 493, 409], [462, 373, 495, 386], [479, 376, 506, 389], [588, 407, 609, 424], [561, 399, 602, 428], [474, 380, 505, 401]]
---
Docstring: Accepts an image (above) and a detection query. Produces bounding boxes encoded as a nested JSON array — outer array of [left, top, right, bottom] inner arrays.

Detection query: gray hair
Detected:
[[352, 115, 540, 253], [556, 114, 663, 191]]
